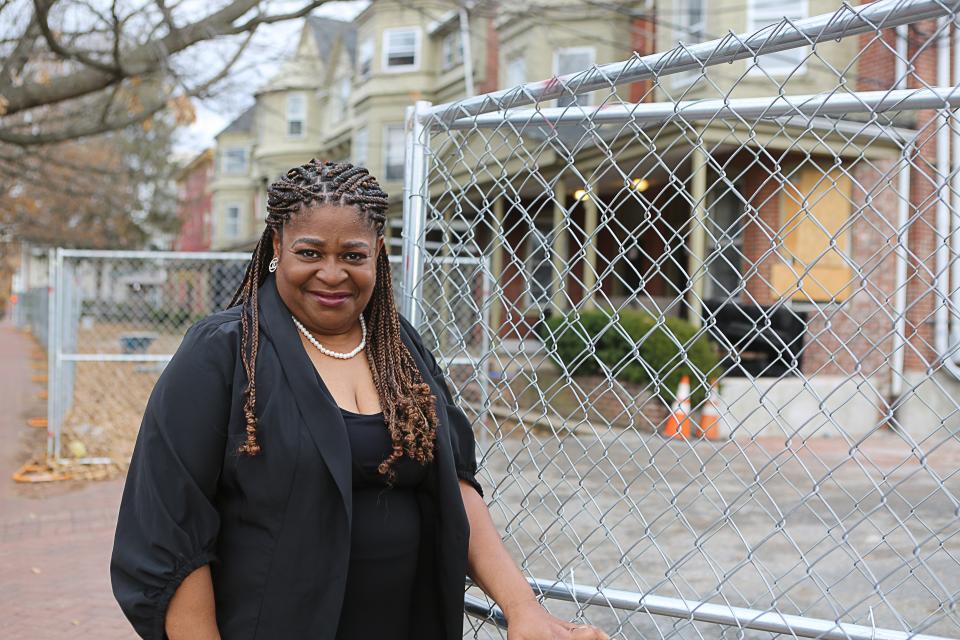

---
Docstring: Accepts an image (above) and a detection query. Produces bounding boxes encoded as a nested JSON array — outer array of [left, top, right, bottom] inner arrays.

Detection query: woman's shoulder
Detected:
[[178, 306, 244, 354]]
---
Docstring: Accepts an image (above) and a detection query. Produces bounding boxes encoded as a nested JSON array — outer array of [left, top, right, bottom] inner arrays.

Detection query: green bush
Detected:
[[540, 308, 723, 407]]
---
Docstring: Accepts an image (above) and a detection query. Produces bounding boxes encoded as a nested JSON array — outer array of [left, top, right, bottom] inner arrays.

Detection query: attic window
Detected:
[[383, 27, 420, 71]]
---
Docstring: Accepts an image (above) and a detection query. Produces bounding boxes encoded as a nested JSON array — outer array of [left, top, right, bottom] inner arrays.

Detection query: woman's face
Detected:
[[271, 204, 384, 335]]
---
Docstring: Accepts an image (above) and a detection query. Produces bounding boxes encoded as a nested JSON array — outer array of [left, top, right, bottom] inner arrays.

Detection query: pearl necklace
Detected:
[[291, 315, 366, 359]]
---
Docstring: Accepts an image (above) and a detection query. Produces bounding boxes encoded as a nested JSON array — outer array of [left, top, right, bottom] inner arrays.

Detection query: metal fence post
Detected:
[[401, 100, 432, 329], [45, 249, 56, 461]]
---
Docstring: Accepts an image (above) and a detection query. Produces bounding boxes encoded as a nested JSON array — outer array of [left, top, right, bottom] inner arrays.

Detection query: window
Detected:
[[384, 124, 405, 181], [353, 127, 369, 167], [222, 148, 247, 174], [383, 27, 420, 71], [674, 0, 706, 86], [225, 204, 241, 239], [506, 53, 526, 88], [676, 0, 706, 43], [332, 77, 350, 122], [441, 31, 463, 70], [358, 38, 374, 78], [286, 92, 306, 138], [704, 185, 745, 301], [747, 0, 808, 76], [554, 47, 595, 107], [523, 223, 554, 313]]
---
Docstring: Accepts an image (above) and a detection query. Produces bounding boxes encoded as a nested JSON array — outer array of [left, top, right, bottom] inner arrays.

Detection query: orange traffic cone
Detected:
[[662, 374, 692, 439], [696, 379, 721, 440]]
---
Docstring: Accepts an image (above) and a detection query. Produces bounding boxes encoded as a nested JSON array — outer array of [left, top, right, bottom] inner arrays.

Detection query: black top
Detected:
[[335, 406, 430, 640], [110, 274, 482, 640]]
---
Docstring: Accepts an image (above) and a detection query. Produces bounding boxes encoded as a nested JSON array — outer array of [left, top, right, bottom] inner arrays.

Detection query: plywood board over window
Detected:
[[771, 166, 854, 303]]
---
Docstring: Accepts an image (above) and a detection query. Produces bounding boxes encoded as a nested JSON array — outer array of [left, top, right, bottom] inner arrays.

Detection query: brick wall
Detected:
[[799, 160, 900, 377], [741, 161, 780, 306]]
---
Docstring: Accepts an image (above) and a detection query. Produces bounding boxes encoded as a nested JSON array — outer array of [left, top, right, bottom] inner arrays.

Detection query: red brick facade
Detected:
[[173, 150, 214, 252]]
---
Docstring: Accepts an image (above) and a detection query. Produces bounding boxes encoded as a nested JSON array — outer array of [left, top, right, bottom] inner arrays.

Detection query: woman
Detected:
[[111, 159, 608, 640]]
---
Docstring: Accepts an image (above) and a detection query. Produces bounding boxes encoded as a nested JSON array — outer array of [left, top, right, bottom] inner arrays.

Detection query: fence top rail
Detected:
[[425, 0, 959, 127], [443, 87, 960, 131]]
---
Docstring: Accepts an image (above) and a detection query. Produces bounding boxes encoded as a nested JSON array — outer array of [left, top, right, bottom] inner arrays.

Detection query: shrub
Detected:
[[540, 308, 723, 407]]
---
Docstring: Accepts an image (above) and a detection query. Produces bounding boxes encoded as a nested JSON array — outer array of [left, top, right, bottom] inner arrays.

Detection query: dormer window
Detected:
[[383, 27, 420, 72], [222, 148, 247, 175], [286, 92, 306, 138]]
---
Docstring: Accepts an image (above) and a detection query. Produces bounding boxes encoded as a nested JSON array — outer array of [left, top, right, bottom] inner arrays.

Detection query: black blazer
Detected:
[[111, 273, 483, 639]]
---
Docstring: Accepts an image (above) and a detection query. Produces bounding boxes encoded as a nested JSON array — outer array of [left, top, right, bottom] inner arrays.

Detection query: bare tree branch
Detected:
[[0, 16, 39, 91], [2, 0, 329, 116], [31, 0, 122, 75], [0, 27, 255, 145]]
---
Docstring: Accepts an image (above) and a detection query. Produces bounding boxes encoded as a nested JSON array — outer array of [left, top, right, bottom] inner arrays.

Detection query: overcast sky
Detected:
[[174, 1, 368, 158]]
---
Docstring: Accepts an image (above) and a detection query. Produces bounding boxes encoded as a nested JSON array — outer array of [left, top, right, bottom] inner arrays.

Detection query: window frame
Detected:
[[353, 126, 369, 168], [382, 27, 421, 73], [332, 77, 351, 123], [746, 0, 809, 77], [552, 46, 596, 108], [506, 52, 527, 89], [286, 91, 307, 139], [358, 38, 374, 78], [441, 30, 463, 71], [383, 123, 406, 181], [521, 221, 556, 314], [672, 0, 707, 88], [225, 203, 242, 239], [222, 148, 248, 175]]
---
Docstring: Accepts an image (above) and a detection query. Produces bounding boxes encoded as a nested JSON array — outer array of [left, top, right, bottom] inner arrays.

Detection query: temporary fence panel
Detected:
[[401, 0, 960, 638], [46, 250, 251, 465], [45, 250, 489, 468]]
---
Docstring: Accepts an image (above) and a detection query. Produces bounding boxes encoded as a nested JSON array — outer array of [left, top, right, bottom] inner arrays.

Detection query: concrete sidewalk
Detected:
[[0, 322, 133, 638]]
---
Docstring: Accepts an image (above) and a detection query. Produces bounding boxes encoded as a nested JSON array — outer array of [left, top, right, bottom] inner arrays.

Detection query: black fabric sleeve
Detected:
[[110, 317, 235, 639], [399, 315, 483, 498]]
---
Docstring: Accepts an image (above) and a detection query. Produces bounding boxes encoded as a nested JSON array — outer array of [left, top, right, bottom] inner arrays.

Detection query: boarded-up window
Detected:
[[771, 166, 853, 302]]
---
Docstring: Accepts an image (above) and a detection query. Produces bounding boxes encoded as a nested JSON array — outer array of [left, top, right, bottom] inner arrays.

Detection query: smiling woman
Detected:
[[110, 159, 609, 640]]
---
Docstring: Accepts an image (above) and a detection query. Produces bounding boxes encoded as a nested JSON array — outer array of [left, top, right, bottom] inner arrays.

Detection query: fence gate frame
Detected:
[[401, 0, 960, 637]]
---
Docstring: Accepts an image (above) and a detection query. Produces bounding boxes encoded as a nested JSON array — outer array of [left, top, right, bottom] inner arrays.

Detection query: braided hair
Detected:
[[228, 159, 439, 479]]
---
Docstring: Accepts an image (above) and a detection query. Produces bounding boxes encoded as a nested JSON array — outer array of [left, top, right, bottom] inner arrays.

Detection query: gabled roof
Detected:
[[218, 105, 256, 136], [307, 15, 357, 64]]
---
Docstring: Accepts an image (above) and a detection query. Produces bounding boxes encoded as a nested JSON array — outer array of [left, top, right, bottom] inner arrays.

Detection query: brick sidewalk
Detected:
[[0, 322, 134, 639]]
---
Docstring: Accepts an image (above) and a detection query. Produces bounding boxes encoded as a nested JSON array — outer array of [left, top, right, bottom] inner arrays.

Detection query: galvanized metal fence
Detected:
[[43, 250, 490, 471], [400, 0, 960, 638]]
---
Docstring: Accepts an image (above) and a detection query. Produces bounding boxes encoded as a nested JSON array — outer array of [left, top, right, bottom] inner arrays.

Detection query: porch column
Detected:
[[551, 181, 569, 313], [686, 146, 708, 329], [582, 194, 598, 310], [490, 198, 506, 334]]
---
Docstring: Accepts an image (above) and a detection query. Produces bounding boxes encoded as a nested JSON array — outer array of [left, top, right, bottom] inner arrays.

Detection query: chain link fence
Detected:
[[44, 250, 488, 474], [44, 251, 250, 468], [400, 0, 960, 638]]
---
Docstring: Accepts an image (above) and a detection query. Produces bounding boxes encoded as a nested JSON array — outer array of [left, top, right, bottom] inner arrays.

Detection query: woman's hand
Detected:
[[505, 599, 609, 640]]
